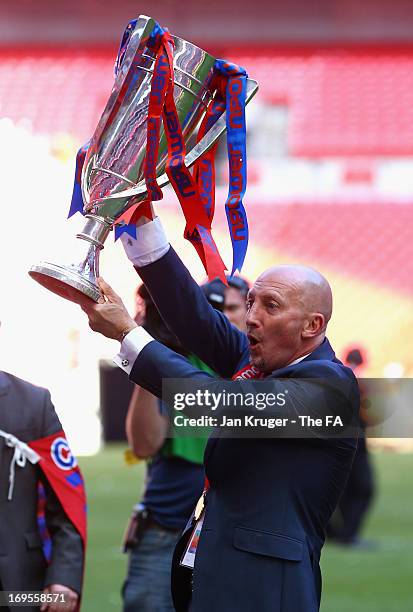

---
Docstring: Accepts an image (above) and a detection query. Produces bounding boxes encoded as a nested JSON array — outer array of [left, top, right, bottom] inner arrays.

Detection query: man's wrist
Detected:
[[117, 324, 138, 344], [113, 326, 155, 375]]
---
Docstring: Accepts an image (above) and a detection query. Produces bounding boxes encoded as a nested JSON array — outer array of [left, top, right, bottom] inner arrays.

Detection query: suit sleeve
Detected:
[[40, 392, 84, 594], [136, 247, 249, 378], [130, 340, 214, 399]]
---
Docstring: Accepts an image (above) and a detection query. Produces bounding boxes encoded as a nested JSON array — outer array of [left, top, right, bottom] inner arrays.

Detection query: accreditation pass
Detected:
[[180, 514, 205, 569]]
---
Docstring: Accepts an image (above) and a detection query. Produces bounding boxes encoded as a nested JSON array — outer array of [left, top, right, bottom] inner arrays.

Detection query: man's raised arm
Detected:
[[120, 217, 248, 378]]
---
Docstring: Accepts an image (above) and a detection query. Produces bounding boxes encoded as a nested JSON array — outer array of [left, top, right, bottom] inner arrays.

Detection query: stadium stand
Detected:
[[3, 47, 413, 156]]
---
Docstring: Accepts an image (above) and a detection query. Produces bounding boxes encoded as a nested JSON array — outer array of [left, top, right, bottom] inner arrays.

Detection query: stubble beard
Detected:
[[250, 353, 267, 374]]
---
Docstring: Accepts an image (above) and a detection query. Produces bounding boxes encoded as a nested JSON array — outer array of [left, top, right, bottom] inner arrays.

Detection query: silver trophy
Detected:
[[29, 15, 258, 304]]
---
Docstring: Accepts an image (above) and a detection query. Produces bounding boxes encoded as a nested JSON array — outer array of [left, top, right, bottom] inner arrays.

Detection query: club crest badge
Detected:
[[50, 437, 77, 471]]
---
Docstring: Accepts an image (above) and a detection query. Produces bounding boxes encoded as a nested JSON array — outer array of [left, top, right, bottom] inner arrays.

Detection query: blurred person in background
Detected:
[[122, 281, 225, 612], [223, 275, 249, 332], [0, 323, 86, 612], [327, 346, 376, 548], [206, 276, 250, 333]]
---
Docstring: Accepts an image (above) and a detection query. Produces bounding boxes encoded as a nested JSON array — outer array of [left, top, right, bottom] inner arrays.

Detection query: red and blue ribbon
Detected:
[[163, 80, 226, 281], [193, 94, 226, 223], [214, 60, 249, 274], [67, 141, 89, 219]]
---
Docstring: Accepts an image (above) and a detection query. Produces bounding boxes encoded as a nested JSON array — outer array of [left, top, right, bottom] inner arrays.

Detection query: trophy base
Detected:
[[29, 263, 101, 304]]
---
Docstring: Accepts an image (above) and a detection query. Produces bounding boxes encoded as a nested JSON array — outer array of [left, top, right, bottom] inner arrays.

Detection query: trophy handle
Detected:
[[93, 78, 259, 210]]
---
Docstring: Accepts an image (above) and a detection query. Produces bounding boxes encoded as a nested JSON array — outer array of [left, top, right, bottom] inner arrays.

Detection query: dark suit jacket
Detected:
[[129, 248, 359, 612], [0, 371, 84, 604]]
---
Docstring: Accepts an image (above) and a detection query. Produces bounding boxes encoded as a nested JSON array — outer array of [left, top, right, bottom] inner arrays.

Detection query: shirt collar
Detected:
[[287, 352, 312, 367]]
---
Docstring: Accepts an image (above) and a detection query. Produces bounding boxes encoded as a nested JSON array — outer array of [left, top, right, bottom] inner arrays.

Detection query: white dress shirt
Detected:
[[114, 218, 170, 374]]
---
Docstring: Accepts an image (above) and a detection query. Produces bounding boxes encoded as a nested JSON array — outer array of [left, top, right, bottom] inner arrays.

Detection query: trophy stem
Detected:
[[29, 215, 113, 304]]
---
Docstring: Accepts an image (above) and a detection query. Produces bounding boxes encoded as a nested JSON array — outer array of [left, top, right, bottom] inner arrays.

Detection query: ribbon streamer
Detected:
[[67, 141, 89, 219], [214, 60, 249, 274], [163, 84, 226, 281]]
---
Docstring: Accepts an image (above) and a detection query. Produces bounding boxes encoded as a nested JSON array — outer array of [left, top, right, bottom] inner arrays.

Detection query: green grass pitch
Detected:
[[78, 446, 413, 611]]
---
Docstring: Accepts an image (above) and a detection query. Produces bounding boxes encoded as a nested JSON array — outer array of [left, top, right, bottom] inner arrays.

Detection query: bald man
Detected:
[[81, 217, 359, 612]]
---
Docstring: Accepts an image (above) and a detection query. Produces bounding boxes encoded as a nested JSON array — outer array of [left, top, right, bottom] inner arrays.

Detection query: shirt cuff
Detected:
[[113, 327, 154, 375], [120, 217, 170, 267]]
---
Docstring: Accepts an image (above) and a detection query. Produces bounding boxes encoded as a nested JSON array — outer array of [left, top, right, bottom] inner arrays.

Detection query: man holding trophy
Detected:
[[30, 15, 359, 612]]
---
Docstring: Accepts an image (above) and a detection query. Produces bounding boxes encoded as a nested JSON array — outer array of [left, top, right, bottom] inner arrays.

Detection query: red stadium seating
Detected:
[[0, 51, 113, 139], [2, 47, 413, 155], [234, 49, 413, 156], [246, 202, 413, 296]]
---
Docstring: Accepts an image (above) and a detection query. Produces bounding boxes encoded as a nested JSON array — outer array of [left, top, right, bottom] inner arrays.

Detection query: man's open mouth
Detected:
[[247, 334, 260, 348]]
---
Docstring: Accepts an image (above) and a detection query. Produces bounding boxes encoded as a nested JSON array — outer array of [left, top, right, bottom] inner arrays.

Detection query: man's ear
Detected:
[[302, 313, 325, 338]]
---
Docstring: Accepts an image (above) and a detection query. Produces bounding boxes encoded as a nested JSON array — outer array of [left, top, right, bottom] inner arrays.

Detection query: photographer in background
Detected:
[[327, 346, 376, 548], [205, 275, 249, 333]]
